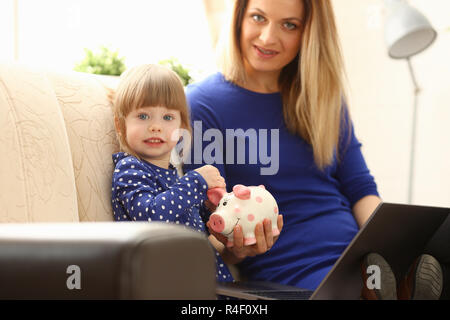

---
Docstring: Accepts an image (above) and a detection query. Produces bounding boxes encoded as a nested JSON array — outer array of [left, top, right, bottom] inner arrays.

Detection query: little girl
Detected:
[[111, 64, 233, 283]]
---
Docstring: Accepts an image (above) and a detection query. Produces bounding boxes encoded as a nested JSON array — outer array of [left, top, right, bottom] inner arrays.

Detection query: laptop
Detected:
[[216, 202, 450, 300]]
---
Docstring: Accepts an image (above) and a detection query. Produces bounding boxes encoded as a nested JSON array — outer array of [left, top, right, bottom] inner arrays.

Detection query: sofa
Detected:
[[0, 63, 217, 299]]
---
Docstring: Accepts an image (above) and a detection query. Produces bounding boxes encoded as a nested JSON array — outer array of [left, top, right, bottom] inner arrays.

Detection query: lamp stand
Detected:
[[406, 57, 420, 204]]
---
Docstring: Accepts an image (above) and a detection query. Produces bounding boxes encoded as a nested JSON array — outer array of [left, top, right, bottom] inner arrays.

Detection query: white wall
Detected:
[[0, 0, 217, 79], [333, 0, 450, 206], [0, 0, 14, 61]]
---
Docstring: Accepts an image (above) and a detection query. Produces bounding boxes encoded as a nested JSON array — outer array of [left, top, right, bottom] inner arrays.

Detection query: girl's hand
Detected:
[[194, 165, 226, 189], [207, 214, 283, 264]]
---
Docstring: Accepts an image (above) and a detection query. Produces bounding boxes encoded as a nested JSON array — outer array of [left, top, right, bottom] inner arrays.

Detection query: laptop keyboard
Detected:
[[243, 290, 313, 300]]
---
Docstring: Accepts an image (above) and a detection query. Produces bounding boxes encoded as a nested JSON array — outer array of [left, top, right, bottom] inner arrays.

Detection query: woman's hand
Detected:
[[207, 214, 283, 264]]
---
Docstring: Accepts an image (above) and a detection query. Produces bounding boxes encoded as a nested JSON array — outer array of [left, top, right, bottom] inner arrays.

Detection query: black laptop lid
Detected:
[[311, 202, 450, 300]]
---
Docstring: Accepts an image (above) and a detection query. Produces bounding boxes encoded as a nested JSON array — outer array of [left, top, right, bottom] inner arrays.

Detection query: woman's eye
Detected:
[[251, 14, 265, 23], [283, 22, 298, 30], [163, 115, 174, 121], [138, 114, 149, 120]]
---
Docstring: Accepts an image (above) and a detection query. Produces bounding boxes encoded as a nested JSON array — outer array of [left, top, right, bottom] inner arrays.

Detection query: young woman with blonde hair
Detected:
[[184, 0, 381, 291]]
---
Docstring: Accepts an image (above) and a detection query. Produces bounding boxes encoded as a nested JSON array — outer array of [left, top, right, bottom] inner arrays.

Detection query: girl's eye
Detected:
[[138, 114, 149, 120], [251, 14, 265, 23], [283, 22, 298, 30], [163, 115, 174, 121]]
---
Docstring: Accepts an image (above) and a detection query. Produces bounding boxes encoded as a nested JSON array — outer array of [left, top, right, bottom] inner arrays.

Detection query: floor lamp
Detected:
[[383, 0, 437, 204]]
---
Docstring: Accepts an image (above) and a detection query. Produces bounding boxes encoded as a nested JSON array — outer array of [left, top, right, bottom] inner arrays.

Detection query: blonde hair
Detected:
[[113, 64, 192, 157], [218, 0, 350, 169]]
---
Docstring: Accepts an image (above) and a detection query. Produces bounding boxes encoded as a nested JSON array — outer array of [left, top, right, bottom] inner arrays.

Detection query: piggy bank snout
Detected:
[[209, 214, 225, 233]]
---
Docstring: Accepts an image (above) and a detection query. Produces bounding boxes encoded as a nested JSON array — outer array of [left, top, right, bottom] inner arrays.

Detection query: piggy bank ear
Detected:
[[258, 185, 266, 190], [207, 187, 227, 206], [233, 184, 251, 200]]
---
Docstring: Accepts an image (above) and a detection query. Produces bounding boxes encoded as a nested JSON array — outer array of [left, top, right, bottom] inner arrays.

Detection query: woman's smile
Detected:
[[254, 45, 279, 58]]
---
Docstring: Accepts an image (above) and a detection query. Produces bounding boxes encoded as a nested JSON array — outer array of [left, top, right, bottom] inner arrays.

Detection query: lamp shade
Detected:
[[384, 0, 437, 59]]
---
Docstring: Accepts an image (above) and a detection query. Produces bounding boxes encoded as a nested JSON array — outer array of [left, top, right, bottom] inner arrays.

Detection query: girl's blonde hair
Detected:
[[113, 64, 192, 157], [218, 0, 350, 170]]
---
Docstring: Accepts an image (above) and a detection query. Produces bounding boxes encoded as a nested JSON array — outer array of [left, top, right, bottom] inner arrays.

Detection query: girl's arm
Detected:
[[113, 159, 208, 223]]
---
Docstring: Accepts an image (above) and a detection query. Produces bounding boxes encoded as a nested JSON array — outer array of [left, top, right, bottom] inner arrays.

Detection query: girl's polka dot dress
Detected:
[[111, 152, 234, 283]]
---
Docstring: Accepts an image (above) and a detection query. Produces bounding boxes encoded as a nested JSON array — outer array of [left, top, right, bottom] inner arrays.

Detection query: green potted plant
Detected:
[[158, 57, 192, 86], [74, 46, 126, 76]]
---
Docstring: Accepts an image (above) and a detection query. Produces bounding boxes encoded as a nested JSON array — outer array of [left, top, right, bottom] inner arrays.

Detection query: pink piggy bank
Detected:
[[207, 184, 280, 247]]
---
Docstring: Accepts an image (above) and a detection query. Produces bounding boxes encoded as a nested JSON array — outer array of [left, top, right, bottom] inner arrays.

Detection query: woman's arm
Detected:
[[335, 106, 381, 228], [353, 195, 382, 228]]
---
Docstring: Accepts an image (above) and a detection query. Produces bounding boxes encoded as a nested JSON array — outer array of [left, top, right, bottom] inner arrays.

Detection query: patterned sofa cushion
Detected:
[[0, 63, 79, 222], [46, 71, 119, 222]]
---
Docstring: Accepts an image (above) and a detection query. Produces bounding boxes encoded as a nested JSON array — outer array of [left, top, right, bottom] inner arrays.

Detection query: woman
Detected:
[[184, 0, 381, 291]]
